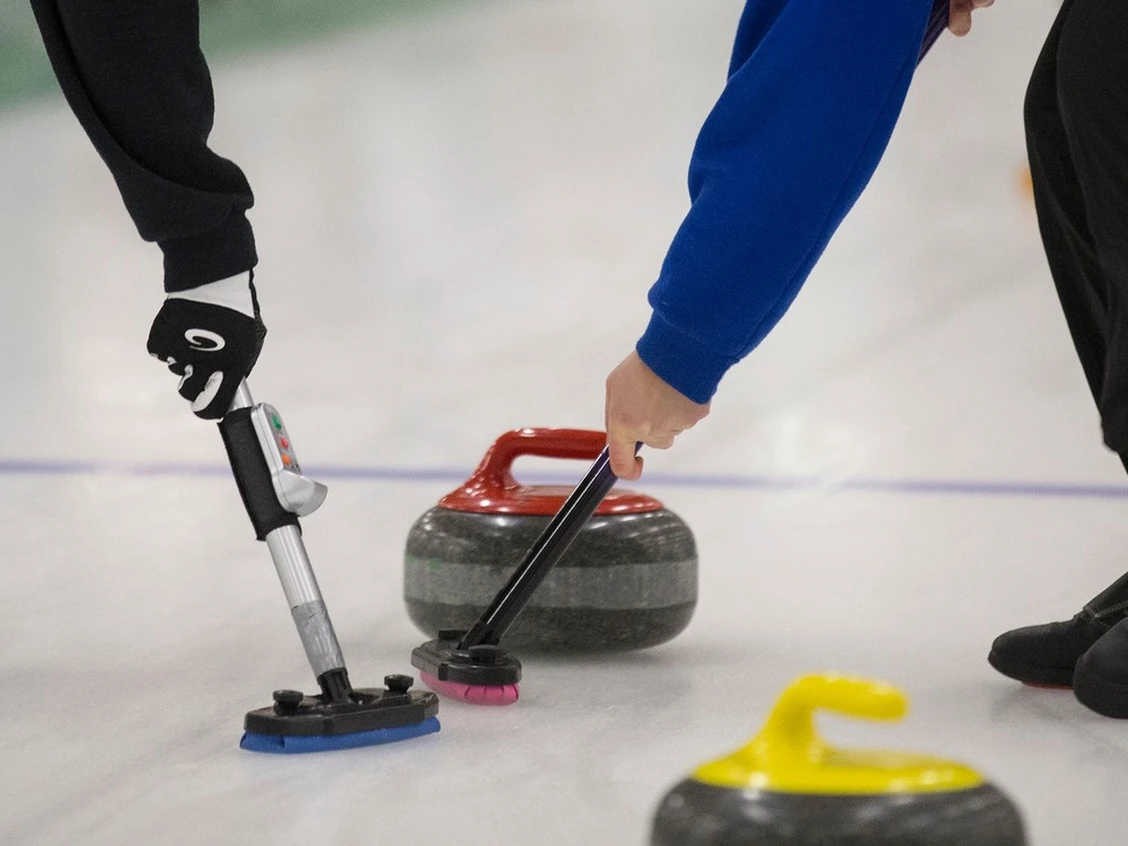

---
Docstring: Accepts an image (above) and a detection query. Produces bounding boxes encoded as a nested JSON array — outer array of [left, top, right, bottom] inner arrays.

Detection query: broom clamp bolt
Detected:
[[384, 675, 414, 694], [272, 689, 305, 715], [468, 645, 502, 664]]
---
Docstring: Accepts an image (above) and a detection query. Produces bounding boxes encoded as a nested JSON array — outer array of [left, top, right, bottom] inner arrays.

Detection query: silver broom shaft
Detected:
[[229, 381, 346, 680]]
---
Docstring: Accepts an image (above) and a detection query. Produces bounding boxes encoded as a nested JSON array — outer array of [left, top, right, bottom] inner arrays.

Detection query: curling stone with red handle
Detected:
[[403, 428, 697, 652]]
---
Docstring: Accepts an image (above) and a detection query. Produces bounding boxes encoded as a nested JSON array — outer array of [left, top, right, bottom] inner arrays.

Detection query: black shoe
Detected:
[[1074, 618, 1128, 718], [988, 572, 1128, 687], [988, 613, 1109, 687]]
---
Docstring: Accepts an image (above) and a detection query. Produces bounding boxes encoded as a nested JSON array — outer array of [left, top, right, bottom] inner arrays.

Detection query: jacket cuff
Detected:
[[160, 212, 258, 292], [635, 310, 735, 405]]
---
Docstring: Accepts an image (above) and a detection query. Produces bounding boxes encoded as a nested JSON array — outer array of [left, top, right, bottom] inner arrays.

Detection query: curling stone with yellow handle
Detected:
[[650, 674, 1026, 845]]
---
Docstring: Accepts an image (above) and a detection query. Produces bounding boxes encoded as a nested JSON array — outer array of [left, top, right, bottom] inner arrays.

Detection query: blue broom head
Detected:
[[240, 715, 440, 754]]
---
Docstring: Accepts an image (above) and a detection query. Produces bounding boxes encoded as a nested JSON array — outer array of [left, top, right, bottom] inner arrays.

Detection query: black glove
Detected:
[[147, 275, 266, 419]]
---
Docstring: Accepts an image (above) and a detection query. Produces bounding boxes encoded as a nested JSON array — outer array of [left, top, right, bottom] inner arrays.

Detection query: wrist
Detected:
[[167, 271, 255, 318]]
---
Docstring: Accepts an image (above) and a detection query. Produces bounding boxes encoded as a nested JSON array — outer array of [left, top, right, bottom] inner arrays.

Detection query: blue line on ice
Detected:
[[2, 458, 1127, 500]]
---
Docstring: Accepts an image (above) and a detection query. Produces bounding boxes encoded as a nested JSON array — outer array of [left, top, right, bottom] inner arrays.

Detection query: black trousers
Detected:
[[1026, 0, 1128, 459], [31, 0, 256, 292]]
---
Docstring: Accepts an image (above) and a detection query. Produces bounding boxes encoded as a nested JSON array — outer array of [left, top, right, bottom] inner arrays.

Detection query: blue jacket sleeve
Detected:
[[636, 0, 933, 404]]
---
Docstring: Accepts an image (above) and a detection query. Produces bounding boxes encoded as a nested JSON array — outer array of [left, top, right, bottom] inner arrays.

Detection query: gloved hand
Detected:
[[147, 272, 267, 419]]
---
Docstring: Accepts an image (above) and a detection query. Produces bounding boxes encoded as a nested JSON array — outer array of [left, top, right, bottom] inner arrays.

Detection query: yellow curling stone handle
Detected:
[[693, 674, 983, 795]]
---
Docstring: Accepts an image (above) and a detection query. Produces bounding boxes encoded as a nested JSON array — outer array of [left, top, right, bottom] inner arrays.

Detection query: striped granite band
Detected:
[[404, 556, 698, 610]]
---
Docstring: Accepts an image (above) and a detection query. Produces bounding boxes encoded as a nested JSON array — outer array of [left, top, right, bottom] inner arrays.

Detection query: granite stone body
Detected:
[[650, 779, 1027, 846], [404, 506, 697, 651]]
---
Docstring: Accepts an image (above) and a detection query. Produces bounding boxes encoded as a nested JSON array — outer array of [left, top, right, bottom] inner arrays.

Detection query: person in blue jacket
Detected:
[[602, 0, 1128, 721], [603, 0, 990, 476]]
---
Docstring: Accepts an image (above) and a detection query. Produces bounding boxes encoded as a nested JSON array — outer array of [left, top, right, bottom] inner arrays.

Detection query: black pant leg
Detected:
[[1026, 0, 1128, 456], [1025, 0, 1108, 411], [31, 0, 257, 292], [1053, 0, 1128, 455]]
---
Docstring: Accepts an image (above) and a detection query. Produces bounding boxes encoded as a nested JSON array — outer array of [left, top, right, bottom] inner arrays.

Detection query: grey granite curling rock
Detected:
[[651, 780, 1026, 846], [650, 675, 1027, 846], [403, 428, 697, 652]]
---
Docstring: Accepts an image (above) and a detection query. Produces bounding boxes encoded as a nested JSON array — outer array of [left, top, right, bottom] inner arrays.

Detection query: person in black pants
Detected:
[[988, 0, 1128, 719], [31, 0, 265, 419]]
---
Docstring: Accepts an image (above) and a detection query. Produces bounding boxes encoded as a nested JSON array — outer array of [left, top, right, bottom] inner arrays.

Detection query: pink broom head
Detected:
[[419, 672, 520, 706]]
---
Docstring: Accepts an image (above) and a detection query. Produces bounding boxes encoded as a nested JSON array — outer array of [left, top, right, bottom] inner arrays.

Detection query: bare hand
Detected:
[[604, 351, 711, 480], [949, 0, 994, 37]]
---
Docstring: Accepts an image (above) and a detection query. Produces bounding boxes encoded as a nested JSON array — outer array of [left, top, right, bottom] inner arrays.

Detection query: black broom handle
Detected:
[[459, 445, 633, 648], [921, 0, 948, 62]]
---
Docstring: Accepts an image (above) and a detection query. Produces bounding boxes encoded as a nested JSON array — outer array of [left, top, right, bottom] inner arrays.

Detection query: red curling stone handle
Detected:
[[439, 428, 661, 515]]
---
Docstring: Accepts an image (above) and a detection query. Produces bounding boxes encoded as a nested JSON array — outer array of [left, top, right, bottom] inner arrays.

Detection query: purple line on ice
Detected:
[[2, 458, 1127, 500]]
